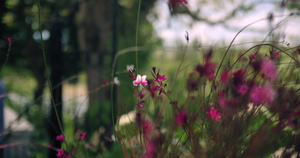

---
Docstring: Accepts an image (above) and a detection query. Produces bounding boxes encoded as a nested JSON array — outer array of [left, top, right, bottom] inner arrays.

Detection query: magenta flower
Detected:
[[220, 71, 230, 84], [273, 53, 279, 59], [175, 110, 188, 126], [81, 132, 87, 140], [78, 129, 87, 140], [133, 75, 148, 90], [142, 141, 156, 158], [232, 69, 246, 86], [57, 149, 64, 157], [56, 134, 64, 142], [260, 60, 278, 81], [142, 121, 154, 141], [195, 59, 217, 80], [104, 81, 109, 86], [235, 84, 248, 95], [138, 103, 143, 109], [155, 74, 167, 85], [218, 92, 227, 107], [249, 54, 256, 60], [158, 74, 167, 81], [7, 37, 12, 44], [249, 85, 276, 105], [147, 83, 159, 98], [78, 129, 82, 137], [208, 107, 222, 121]]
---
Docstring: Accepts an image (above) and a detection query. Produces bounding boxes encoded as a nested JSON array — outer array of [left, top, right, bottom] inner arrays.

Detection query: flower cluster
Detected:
[[57, 149, 70, 158], [78, 129, 87, 141], [208, 107, 222, 121], [56, 134, 64, 142], [116, 41, 300, 158], [151, 67, 167, 95], [56, 130, 87, 157]]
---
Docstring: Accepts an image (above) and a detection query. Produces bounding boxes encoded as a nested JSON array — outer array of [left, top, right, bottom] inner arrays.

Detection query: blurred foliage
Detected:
[[1, 0, 161, 156]]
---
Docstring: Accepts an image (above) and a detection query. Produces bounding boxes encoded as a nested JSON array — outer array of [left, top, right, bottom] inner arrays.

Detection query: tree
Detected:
[[76, 0, 156, 152]]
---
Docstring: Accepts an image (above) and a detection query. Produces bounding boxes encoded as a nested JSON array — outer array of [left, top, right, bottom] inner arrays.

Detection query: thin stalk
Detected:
[[1, 40, 12, 75], [211, 18, 268, 92], [211, 13, 296, 94], [110, 46, 149, 154], [37, 0, 70, 155], [155, 41, 189, 127], [135, 0, 142, 73]]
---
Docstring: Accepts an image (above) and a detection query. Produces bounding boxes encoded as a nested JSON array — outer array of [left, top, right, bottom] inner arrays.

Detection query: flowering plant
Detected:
[[113, 41, 300, 157]]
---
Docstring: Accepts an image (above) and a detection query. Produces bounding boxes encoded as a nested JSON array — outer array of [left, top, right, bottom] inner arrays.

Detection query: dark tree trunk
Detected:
[[77, 0, 112, 139], [0, 1, 6, 156], [0, 0, 6, 38], [33, 67, 47, 106], [48, 17, 64, 158]]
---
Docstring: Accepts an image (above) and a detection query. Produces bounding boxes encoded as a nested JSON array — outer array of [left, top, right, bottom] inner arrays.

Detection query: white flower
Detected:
[[114, 77, 120, 86], [111, 134, 117, 142], [126, 65, 134, 71], [172, 138, 181, 145]]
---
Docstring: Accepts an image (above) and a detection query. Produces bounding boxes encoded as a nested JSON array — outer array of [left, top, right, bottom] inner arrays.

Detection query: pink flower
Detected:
[[273, 53, 279, 59], [175, 110, 188, 126], [158, 74, 167, 81], [104, 81, 109, 85], [287, 117, 295, 127], [232, 69, 246, 85], [249, 85, 276, 105], [57, 149, 64, 157], [218, 92, 227, 107], [220, 71, 230, 84], [249, 54, 256, 60], [78, 129, 82, 137], [81, 132, 87, 140], [260, 60, 278, 81], [78, 130, 87, 140], [195, 60, 217, 80], [142, 142, 156, 158], [56, 134, 64, 142], [142, 121, 153, 141], [235, 84, 248, 95], [147, 84, 158, 98], [208, 107, 222, 121], [133, 75, 148, 90], [155, 74, 167, 83], [265, 54, 270, 58], [7, 37, 12, 44], [138, 103, 143, 109], [139, 92, 146, 100]]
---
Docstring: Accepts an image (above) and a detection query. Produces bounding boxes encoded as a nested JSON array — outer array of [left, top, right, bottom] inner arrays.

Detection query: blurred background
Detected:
[[0, 0, 299, 157]]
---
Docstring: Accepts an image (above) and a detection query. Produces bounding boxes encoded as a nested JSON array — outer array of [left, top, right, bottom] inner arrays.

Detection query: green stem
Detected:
[[1, 41, 12, 75], [110, 46, 148, 153], [37, 0, 70, 155], [155, 41, 189, 127], [135, 0, 142, 73]]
